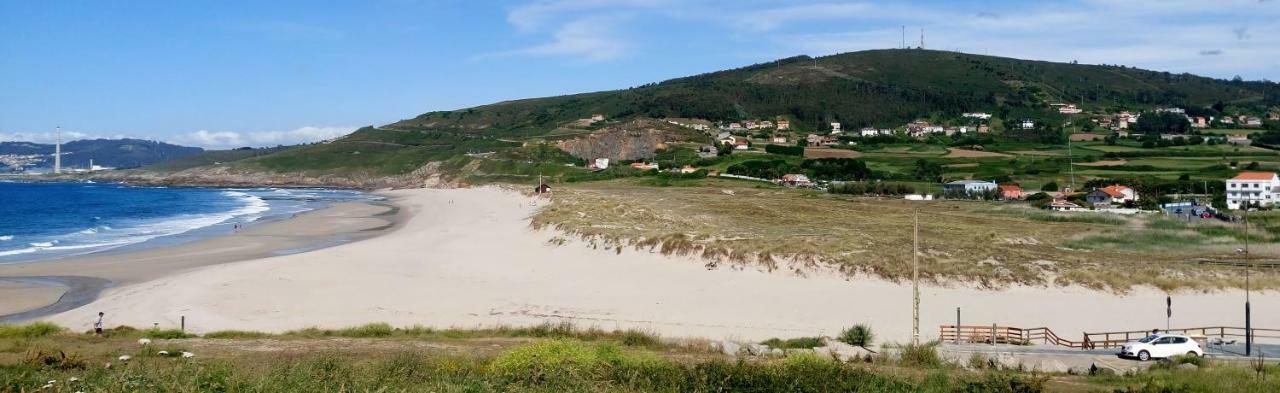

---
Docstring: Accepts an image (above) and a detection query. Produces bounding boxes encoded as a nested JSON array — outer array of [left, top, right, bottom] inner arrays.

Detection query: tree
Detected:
[[1133, 111, 1191, 134], [913, 159, 943, 182], [1041, 181, 1059, 192]]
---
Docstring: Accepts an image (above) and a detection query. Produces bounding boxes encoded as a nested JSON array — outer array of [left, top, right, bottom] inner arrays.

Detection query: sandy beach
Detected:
[[0, 200, 399, 320], [18, 187, 1277, 343]]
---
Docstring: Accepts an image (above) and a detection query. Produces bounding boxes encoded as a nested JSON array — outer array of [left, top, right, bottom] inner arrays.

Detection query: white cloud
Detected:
[[477, 16, 629, 62], [170, 126, 356, 149], [0, 130, 94, 144]]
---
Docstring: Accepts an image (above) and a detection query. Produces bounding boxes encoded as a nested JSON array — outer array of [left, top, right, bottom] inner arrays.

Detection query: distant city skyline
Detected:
[[2, 0, 1278, 149]]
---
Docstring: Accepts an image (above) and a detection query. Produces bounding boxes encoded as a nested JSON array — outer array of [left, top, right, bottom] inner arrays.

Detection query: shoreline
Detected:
[[0, 197, 404, 321], [25, 186, 1278, 344]]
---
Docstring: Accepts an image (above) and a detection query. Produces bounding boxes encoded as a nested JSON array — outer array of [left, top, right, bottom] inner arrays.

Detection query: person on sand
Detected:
[[94, 312, 104, 336]]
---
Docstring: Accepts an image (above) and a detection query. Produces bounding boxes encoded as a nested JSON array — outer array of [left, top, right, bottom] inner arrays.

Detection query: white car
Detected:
[[1117, 334, 1203, 361]]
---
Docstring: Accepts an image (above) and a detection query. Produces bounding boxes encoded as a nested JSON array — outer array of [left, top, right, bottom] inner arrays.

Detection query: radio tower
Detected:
[[920, 28, 925, 49], [54, 126, 62, 174]]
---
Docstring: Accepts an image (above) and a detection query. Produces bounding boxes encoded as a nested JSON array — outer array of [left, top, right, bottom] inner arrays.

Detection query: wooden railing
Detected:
[[1083, 327, 1280, 349], [939, 325, 1086, 348], [941, 325, 1280, 349]]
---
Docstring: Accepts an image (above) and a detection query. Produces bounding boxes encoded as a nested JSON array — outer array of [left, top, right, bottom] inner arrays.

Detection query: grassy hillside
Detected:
[[391, 49, 1280, 136]]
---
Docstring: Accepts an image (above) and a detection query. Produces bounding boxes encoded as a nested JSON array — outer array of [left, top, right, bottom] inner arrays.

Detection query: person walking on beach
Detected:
[[94, 312, 105, 336]]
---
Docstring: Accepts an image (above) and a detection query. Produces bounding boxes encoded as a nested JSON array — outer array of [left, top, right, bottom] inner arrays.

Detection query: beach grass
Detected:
[[531, 178, 1280, 292]]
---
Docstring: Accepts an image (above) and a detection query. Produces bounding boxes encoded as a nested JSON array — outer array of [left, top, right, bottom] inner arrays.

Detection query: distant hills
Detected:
[[0, 139, 203, 170]]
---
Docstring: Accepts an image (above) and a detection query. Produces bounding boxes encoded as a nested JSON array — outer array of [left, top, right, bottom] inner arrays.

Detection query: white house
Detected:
[[860, 127, 878, 137], [592, 158, 611, 170], [1227, 172, 1280, 210], [962, 112, 992, 120], [943, 180, 998, 195], [830, 122, 842, 133]]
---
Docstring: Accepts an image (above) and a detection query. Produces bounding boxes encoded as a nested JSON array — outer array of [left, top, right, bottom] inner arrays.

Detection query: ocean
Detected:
[[0, 181, 371, 263]]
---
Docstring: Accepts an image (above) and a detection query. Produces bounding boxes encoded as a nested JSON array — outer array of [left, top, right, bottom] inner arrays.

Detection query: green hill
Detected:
[[391, 49, 1279, 135], [185, 49, 1279, 179]]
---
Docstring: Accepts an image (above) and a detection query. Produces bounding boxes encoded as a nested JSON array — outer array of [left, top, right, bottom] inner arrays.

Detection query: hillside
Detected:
[[391, 49, 1280, 135], [101, 49, 1280, 184], [0, 139, 202, 170]]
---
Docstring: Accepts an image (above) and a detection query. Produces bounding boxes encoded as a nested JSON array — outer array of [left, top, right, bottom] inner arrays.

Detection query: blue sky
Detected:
[[2, 0, 1278, 148]]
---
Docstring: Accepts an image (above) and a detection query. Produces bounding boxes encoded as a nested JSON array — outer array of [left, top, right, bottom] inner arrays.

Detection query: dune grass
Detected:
[[0, 322, 62, 339], [532, 178, 1280, 292]]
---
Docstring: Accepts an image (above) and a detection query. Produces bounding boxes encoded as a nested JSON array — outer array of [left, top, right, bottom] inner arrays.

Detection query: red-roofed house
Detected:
[[998, 184, 1023, 200], [1227, 171, 1280, 210]]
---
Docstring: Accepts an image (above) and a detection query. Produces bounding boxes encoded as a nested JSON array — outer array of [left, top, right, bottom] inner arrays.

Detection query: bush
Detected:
[[761, 337, 824, 349], [838, 324, 875, 348], [0, 322, 63, 338], [898, 342, 942, 368], [144, 328, 195, 339], [489, 339, 640, 386]]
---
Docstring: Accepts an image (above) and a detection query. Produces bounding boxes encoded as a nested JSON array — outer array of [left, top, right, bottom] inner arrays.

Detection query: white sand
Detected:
[[44, 187, 1280, 343]]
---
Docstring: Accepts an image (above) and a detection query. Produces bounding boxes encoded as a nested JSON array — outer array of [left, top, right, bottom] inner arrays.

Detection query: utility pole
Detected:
[[912, 211, 920, 345], [1244, 205, 1253, 356]]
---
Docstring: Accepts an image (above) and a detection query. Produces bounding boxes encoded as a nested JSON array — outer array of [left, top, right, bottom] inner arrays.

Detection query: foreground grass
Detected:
[[4, 322, 1279, 392], [531, 178, 1280, 292]]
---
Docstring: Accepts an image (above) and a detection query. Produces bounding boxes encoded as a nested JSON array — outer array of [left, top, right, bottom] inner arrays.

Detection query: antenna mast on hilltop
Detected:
[[920, 28, 924, 49], [54, 126, 62, 174]]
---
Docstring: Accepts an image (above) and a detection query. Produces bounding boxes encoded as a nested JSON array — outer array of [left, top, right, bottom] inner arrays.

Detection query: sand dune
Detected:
[[41, 188, 1280, 343]]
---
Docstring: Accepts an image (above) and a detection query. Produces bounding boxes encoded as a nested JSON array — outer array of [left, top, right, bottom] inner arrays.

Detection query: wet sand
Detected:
[[0, 200, 402, 321]]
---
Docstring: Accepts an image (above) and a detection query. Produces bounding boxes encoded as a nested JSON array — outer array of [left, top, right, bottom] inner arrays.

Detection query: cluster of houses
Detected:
[[938, 179, 1141, 212], [722, 118, 791, 131], [1093, 107, 1269, 131]]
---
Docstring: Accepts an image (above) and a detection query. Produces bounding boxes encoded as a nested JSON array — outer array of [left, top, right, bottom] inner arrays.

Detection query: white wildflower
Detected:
[[138, 338, 152, 345], [69, 377, 79, 382], [118, 354, 132, 362], [41, 384, 53, 389], [181, 351, 195, 358], [158, 350, 170, 356]]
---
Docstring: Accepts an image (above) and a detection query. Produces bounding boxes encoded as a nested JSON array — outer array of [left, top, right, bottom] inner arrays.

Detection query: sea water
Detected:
[[0, 181, 372, 263]]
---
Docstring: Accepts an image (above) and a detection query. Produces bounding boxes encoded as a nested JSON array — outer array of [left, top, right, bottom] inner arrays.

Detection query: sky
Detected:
[[2, 0, 1279, 149]]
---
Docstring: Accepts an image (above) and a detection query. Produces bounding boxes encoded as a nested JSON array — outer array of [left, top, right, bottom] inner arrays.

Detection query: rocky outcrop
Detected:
[[556, 119, 705, 161]]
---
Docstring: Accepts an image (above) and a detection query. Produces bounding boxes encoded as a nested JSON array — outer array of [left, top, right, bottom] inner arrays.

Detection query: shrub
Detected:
[[488, 339, 632, 386], [898, 342, 942, 368], [203, 330, 272, 339], [0, 322, 63, 338], [838, 324, 875, 348], [144, 328, 194, 339], [761, 337, 823, 349]]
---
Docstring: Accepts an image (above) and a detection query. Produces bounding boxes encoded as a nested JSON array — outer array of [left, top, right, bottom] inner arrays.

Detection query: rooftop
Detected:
[[1231, 172, 1278, 181]]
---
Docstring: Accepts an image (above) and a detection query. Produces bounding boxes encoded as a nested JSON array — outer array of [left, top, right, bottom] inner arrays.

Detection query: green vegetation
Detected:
[[236, 127, 520, 175], [0, 322, 62, 339], [839, 324, 876, 348], [532, 178, 1280, 291], [764, 143, 804, 156], [4, 322, 1279, 392], [760, 337, 824, 349]]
